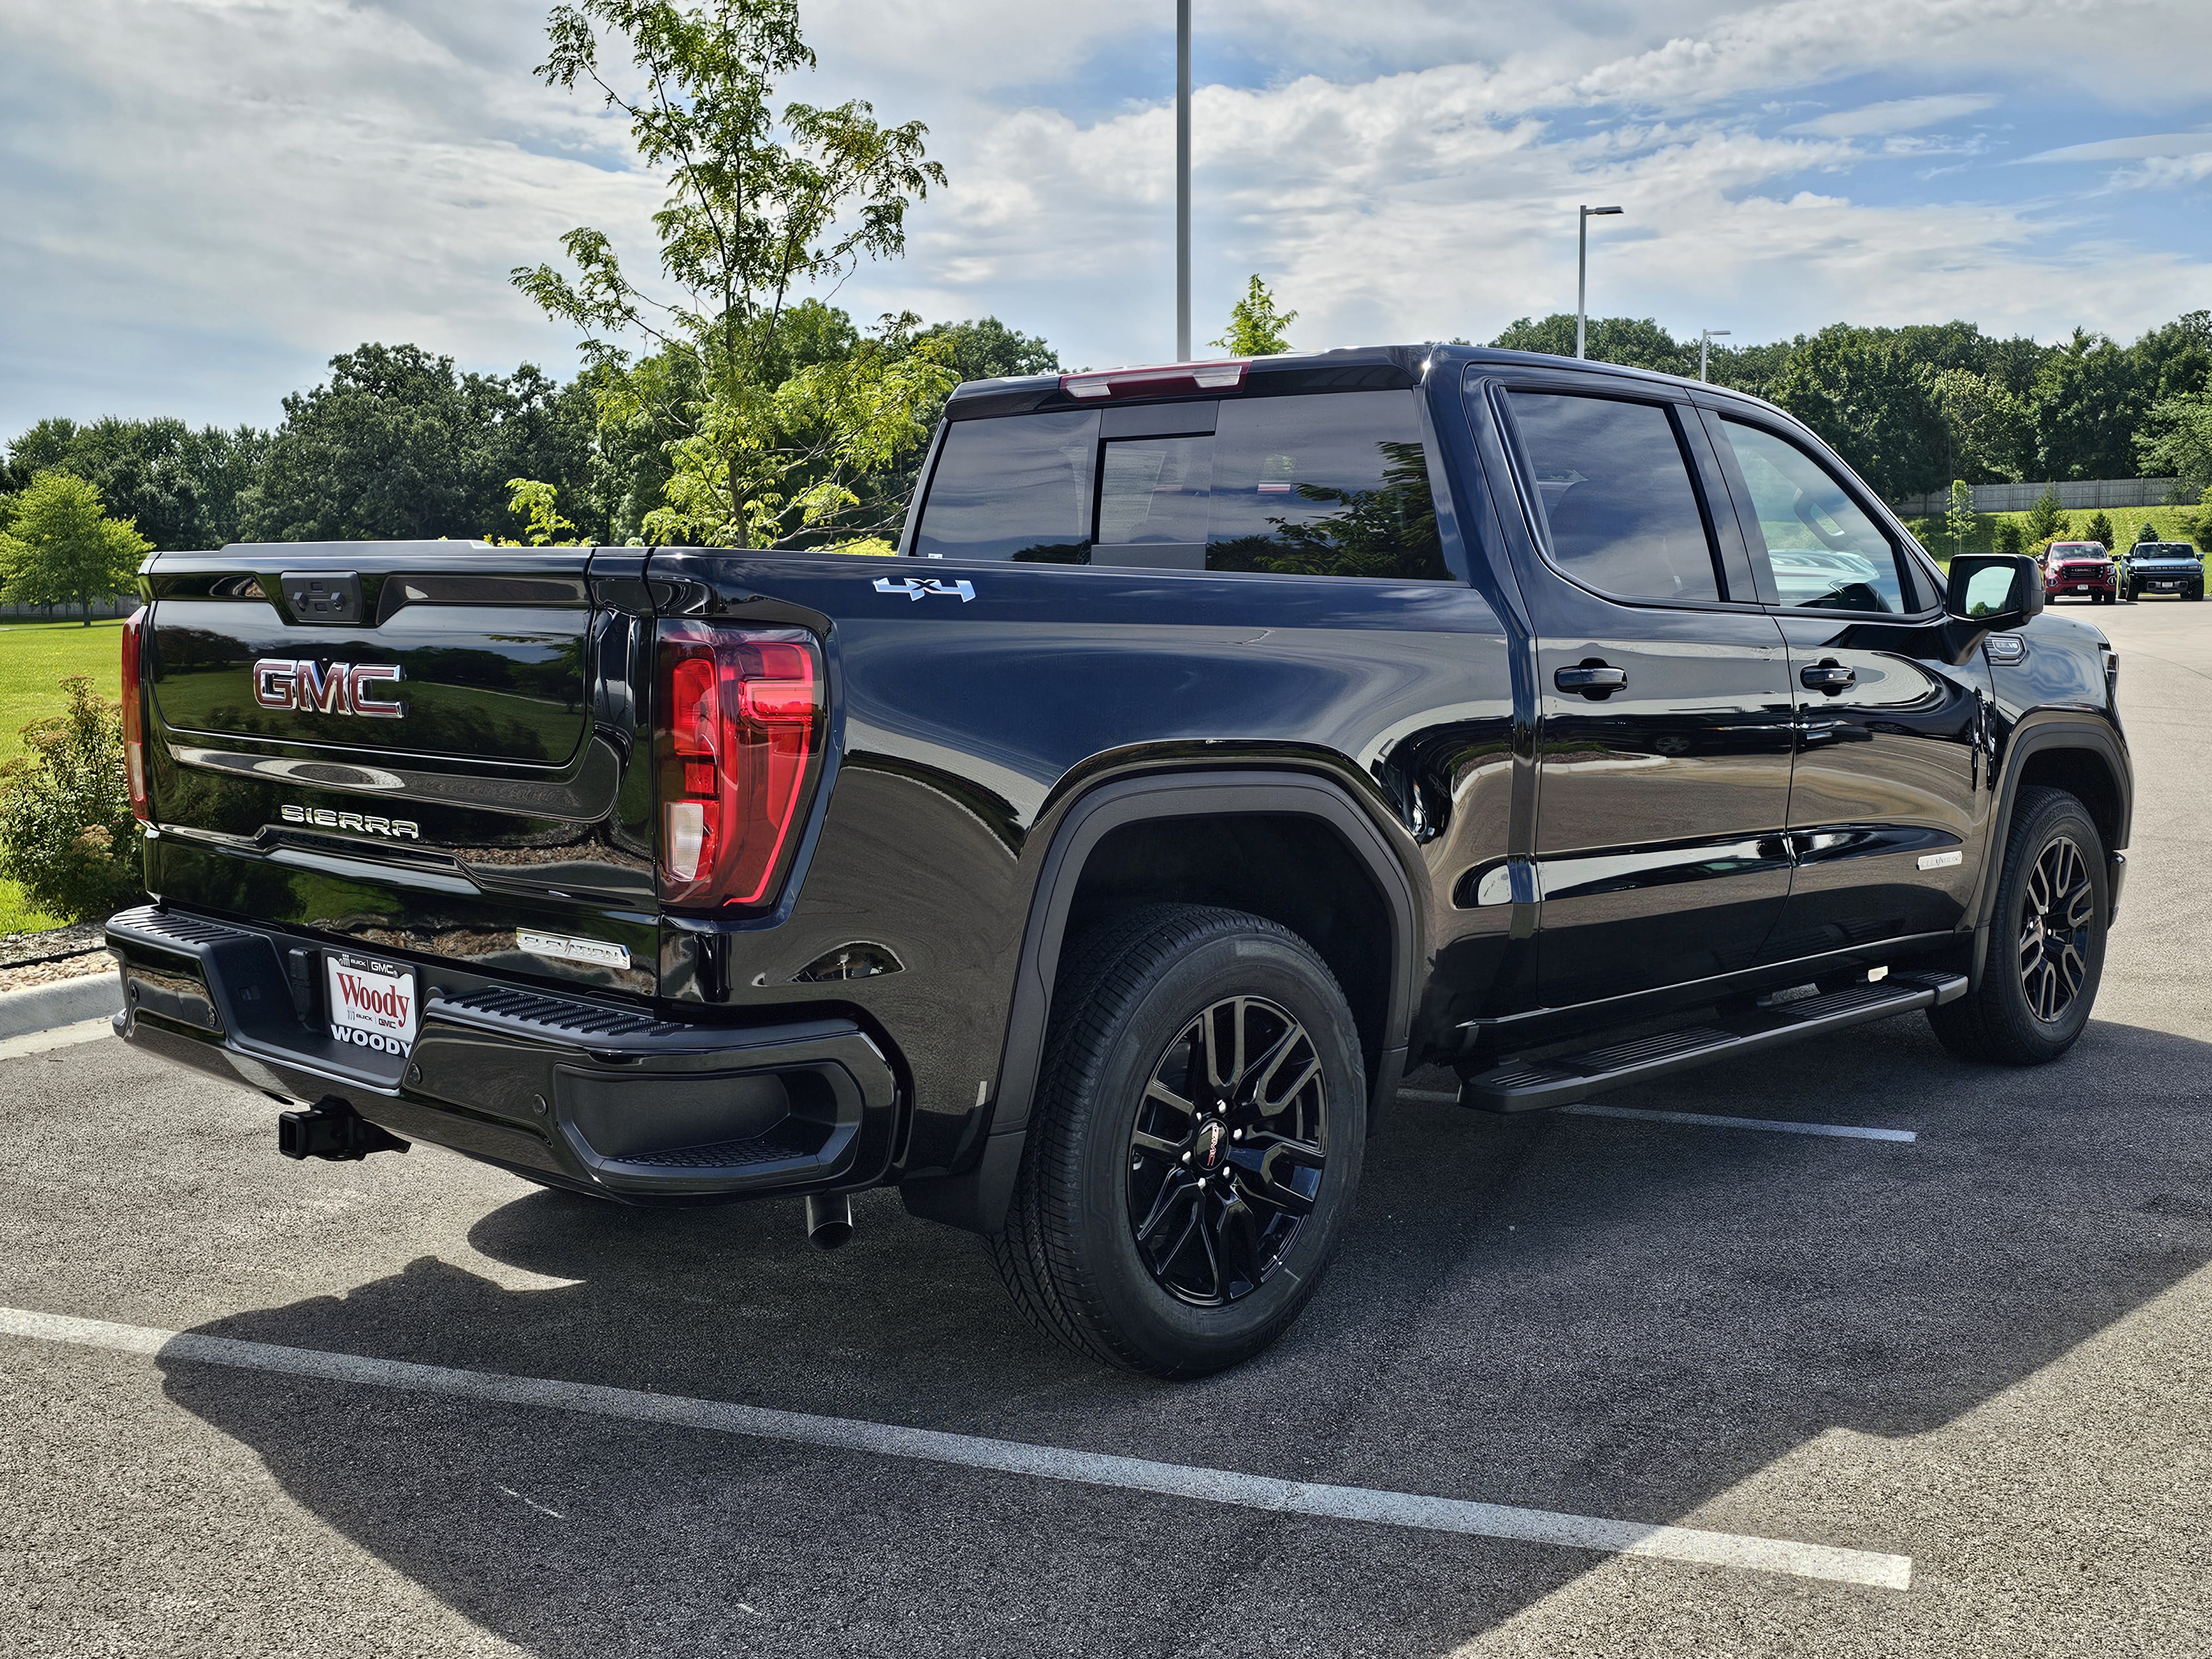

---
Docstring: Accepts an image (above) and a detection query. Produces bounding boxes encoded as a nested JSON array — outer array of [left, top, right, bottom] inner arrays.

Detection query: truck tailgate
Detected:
[[140, 544, 658, 1000]]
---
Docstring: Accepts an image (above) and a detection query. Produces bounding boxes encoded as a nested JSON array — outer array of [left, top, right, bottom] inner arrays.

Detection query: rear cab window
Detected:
[[912, 389, 1453, 581]]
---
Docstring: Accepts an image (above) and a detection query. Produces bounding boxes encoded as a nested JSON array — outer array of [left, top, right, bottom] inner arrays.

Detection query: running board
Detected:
[[1458, 971, 1969, 1113]]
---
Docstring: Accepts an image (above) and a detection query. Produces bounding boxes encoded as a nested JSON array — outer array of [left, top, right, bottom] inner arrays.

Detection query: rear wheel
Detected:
[[990, 904, 1366, 1377], [1928, 786, 2106, 1065]]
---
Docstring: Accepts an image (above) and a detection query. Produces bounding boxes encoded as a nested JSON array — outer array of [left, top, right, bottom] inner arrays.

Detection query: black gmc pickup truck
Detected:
[[107, 346, 2131, 1376]]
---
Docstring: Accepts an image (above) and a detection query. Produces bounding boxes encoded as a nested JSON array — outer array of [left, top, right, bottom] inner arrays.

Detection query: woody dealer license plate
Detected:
[[325, 951, 418, 1058]]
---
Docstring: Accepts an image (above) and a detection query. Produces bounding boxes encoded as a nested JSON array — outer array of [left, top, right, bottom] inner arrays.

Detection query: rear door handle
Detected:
[[1799, 661, 1856, 693], [1554, 664, 1628, 698]]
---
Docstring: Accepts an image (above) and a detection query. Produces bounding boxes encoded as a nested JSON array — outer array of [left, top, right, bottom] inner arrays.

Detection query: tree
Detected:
[[2082, 509, 2114, 550], [512, 0, 953, 549], [917, 316, 1058, 383], [1213, 276, 1298, 357], [2135, 389, 2212, 489], [239, 345, 598, 542], [2031, 330, 2143, 480], [1767, 325, 1947, 502], [1930, 367, 2030, 483], [0, 472, 151, 622], [1995, 518, 2023, 556], [2138, 521, 2159, 545], [1, 416, 271, 550], [2025, 485, 2068, 544], [1945, 481, 1975, 557], [1490, 314, 1691, 375]]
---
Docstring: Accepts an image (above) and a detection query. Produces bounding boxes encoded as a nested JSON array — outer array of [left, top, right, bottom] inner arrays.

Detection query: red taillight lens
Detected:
[[654, 622, 824, 911], [120, 608, 148, 823]]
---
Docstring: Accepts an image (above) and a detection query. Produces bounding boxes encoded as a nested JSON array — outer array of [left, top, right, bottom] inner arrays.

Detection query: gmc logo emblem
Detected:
[[253, 658, 404, 719]]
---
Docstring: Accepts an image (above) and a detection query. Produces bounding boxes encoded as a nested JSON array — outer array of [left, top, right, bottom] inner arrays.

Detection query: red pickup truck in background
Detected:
[[2043, 541, 2116, 604]]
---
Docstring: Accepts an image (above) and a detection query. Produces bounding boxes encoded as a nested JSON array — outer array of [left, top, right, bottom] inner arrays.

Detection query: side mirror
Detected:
[[1945, 554, 2044, 630]]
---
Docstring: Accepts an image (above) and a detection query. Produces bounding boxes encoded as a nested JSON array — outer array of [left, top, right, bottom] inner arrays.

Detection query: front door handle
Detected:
[[1554, 662, 1629, 698], [1800, 660, 1856, 694]]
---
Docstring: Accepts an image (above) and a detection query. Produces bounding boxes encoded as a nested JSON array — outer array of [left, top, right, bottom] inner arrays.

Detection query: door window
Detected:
[[1506, 392, 1723, 603], [1720, 421, 1914, 614]]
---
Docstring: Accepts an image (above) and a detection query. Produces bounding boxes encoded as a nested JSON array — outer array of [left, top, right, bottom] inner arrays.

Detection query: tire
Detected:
[[1928, 786, 2107, 1065], [2192, 586, 2204, 602], [989, 903, 1366, 1377]]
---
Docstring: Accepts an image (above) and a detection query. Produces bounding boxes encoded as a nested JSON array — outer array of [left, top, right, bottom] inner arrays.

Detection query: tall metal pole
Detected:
[[1699, 328, 1730, 382], [1576, 210, 1588, 361], [1576, 205, 1621, 360], [1176, 0, 1192, 361]]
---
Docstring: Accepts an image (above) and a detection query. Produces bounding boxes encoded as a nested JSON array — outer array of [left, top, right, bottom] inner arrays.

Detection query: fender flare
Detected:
[[900, 768, 1422, 1235], [1968, 712, 2132, 986]]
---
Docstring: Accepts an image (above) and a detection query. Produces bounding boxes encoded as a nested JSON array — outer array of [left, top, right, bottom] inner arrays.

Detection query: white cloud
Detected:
[[2023, 132, 2212, 162], [4, 0, 2212, 435], [1787, 94, 2001, 138]]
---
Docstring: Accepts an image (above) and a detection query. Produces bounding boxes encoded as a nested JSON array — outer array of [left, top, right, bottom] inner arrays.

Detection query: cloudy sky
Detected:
[[3, 0, 2210, 436]]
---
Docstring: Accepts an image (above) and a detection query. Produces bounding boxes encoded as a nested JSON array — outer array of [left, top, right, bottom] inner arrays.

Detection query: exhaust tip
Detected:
[[805, 1192, 854, 1251]]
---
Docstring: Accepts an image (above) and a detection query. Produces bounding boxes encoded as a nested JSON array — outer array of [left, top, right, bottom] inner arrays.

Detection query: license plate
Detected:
[[325, 951, 418, 1057]]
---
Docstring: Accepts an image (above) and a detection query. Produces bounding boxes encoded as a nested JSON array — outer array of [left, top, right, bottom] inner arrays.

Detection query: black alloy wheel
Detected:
[[990, 904, 1365, 1377], [1929, 786, 2107, 1065], [1126, 995, 1327, 1306], [2017, 833, 2095, 1024]]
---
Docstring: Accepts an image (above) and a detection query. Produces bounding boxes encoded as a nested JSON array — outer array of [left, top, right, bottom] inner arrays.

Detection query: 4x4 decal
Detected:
[[874, 576, 975, 603]]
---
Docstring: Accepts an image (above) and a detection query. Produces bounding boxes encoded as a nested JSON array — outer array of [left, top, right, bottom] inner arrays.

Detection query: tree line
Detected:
[[1494, 311, 2212, 503], [0, 316, 1053, 557]]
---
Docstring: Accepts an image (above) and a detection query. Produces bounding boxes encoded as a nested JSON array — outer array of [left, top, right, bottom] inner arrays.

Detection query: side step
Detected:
[[1459, 970, 1968, 1113]]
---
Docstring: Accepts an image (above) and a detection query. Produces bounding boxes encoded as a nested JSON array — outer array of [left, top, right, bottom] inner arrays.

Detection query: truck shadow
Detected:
[[157, 1013, 2212, 1657]]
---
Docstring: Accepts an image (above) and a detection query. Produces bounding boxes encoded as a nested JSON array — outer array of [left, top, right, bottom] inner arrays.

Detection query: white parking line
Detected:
[[0, 1016, 116, 1064], [0, 1305, 1912, 1590], [1399, 1089, 1916, 1142]]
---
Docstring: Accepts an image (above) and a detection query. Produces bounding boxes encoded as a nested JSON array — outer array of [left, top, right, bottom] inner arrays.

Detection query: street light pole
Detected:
[[1575, 205, 1621, 359], [1176, 0, 1191, 361], [1699, 328, 1731, 383]]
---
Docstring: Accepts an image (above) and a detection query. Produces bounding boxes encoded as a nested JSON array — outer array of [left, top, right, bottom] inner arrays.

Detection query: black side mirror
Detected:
[[1945, 554, 2044, 630]]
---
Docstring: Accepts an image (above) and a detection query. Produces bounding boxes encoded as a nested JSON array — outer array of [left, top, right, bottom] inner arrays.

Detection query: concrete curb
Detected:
[[0, 971, 123, 1041]]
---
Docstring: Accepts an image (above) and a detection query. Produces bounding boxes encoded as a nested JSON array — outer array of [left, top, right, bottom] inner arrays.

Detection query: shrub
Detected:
[[1995, 518, 2023, 556], [2082, 510, 2114, 550], [2138, 521, 2159, 544], [0, 676, 144, 921], [2024, 486, 2067, 544]]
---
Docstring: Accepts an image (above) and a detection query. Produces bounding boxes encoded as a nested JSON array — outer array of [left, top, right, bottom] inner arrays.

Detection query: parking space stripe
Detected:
[[1398, 1089, 1916, 1142], [0, 1305, 1911, 1590], [0, 1017, 116, 1064]]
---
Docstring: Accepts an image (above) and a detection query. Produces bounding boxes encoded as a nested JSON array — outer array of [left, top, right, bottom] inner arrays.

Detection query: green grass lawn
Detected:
[[0, 618, 126, 933], [1905, 504, 2205, 561]]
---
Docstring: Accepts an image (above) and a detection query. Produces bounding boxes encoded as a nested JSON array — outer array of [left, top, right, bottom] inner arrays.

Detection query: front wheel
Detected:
[[990, 904, 1366, 1377], [1928, 786, 2107, 1065]]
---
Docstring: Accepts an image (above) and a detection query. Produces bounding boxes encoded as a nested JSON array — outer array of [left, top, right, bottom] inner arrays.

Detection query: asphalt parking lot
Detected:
[[4, 596, 2210, 1658]]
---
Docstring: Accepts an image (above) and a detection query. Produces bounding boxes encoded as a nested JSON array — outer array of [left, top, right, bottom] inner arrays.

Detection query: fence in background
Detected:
[[1892, 478, 2200, 517], [0, 596, 139, 622]]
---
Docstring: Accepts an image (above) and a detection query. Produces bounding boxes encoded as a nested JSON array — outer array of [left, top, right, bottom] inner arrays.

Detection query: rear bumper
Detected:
[[104, 905, 901, 1202]]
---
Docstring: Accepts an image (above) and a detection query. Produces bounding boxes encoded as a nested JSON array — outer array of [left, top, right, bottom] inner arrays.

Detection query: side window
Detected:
[[1506, 392, 1723, 603], [912, 409, 1097, 562], [1719, 421, 1914, 614], [1204, 390, 1452, 581]]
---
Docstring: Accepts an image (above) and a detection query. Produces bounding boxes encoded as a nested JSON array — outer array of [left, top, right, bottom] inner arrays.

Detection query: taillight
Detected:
[[120, 608, 148, 822], [654, 622, 825, 911]]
